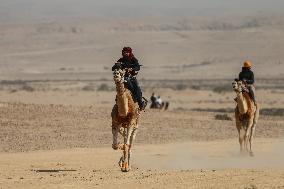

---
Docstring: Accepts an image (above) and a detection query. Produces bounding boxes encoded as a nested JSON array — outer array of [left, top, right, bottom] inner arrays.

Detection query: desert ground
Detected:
[[1, 2, 284, 188]]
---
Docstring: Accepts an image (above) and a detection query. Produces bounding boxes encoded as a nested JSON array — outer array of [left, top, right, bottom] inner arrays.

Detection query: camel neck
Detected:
[[115, 80, 125, 96], [236, 92, 248, 114], [115, 79, 129, 117]]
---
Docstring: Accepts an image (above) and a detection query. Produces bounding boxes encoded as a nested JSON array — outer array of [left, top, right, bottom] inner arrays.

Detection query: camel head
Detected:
[[232, 79, 244, 93], [113, 69, 125, 83]]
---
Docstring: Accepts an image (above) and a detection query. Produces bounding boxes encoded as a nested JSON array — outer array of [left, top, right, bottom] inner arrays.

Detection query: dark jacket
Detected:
[[239, 67, 254, 85], [112, 56, 140, 76]]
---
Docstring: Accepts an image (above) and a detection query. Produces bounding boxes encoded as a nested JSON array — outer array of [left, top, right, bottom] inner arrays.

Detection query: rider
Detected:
[[150, 92, 157, 108], [156, 96, 163, 108], [238, 61, 257, 105], [112, 47, 146, 110]]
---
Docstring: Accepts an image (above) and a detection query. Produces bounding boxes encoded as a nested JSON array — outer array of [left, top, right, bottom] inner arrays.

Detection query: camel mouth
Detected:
[[232, 82, 238, 89], [113, 70, 121, 78]]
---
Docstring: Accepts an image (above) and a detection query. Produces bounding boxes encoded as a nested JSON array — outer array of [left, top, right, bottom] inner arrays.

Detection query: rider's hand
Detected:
[[125, 68, 133, 72]]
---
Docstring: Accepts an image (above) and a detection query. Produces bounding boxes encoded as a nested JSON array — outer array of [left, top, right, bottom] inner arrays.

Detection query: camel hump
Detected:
[[243, 92, 255, 116]]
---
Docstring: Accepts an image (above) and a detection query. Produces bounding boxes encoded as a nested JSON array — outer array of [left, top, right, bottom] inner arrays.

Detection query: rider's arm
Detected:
[[246, 71, 254, 85], [111, 58, 124, 71], [112, 63, 121, 71], [130, 57, 140, 72], [238, 72, 243, 81]]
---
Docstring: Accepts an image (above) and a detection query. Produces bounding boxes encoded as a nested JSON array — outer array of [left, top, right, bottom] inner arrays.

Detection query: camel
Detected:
[[232, 80, 259, 156], [111, 68, 141, 172]]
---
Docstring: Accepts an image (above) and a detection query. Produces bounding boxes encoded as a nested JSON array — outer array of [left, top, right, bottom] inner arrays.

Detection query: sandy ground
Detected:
[[1, 139, 284, 189], [0, 89, 283, 188]]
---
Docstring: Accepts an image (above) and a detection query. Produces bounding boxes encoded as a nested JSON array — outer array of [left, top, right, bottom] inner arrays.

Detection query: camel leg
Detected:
[[245, 118, 254, 154], [235, 117, 244, 153], [121, 124, 138, 172], [239, 128, 246, 153], [112, 124, 121, 150], [249, 106, 259, 156], [120, 126, 134, 172], [127, 125, 138, 148], [249, 123, 256, 156], [238, 129, 242, 152]]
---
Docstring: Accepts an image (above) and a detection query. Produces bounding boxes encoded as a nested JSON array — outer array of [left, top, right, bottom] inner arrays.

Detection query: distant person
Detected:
[[156, 96, 163, 108], [112, 47, 146, 110], [150, 92, 157, 108], [238, 61, 257, 105]]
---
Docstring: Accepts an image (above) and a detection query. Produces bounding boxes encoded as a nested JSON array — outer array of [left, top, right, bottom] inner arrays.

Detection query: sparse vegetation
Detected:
[[21, 85, 35, 92], [260, 108, 284, 117], [192, 108, 284, 117], [174, 83, 187, 91], [215, 114, 233, 121], [97, 83, 110, 91], [212, 85, 231, 94], [82, 85, 96, 91]]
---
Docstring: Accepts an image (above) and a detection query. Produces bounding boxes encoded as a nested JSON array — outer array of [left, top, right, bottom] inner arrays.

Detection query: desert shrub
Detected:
[[260, 108, 284, 116], [215, 114, 233, 121], [175, 83, 187, 91], [10, 89, 18, 93], [191, 85, 201, 90], [22, 85, 35, 92], [213, 85, 231, 93], [192, 108, 234, 113], [82, 85, 96, 91], [97, 83, 109, 91], [0, 80, 26, 85]]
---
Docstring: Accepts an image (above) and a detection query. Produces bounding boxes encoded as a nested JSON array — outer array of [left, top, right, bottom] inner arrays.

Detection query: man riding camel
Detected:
[[112, 47, 146, 110], [238, 61, 257, 105]]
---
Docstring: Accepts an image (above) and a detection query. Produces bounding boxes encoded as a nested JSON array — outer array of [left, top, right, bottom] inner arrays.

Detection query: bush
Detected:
[[213, 85, 231, 93], [97, 83, 109, 91], [215, 114, 233, 121], [22, 85, 35, 92], [82, 85, 96, 91], [260, 108, 284, 116], [175, 83, 187, 91]]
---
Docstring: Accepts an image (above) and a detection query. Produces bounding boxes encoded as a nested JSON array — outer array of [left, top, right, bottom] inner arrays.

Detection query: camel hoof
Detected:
[[118, 157, 123, 168], [249, 151, 254, 157], [112, 143, 119, 150], [121, 162, 130, 172]]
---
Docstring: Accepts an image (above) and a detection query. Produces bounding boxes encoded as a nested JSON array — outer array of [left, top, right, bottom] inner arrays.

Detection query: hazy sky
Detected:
[[1, 0, 284, 22]]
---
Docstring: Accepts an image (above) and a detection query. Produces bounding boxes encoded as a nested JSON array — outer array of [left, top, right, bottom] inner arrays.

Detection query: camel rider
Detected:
[[112, 47, 146, 110], [150, 92, 157, 108], [156, 96, 163, 107], [238, 61, 257, 105]]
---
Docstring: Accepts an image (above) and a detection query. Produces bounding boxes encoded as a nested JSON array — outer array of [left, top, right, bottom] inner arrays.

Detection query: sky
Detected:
[[0, 0, 284, 22]]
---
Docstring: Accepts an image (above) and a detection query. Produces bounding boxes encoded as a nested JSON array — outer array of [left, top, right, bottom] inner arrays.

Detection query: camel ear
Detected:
[[234, 78, 239, 82]]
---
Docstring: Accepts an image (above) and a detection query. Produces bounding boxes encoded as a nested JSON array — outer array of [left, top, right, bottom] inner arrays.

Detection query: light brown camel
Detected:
[[232, 80, 259, 156], [111, 68, 140, 172]]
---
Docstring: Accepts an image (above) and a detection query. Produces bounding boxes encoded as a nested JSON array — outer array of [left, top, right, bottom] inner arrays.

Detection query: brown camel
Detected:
[[111, 68, 140, 172], [232, 80, 259, 156]]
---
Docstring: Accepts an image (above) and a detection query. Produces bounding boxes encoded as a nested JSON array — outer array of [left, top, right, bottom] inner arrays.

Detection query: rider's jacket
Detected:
[[239, 67, 254, 85], [112, 56, 140, 77]]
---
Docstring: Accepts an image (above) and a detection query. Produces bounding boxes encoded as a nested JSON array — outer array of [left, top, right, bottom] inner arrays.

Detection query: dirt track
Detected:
[[1, 140, 284, 189]]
